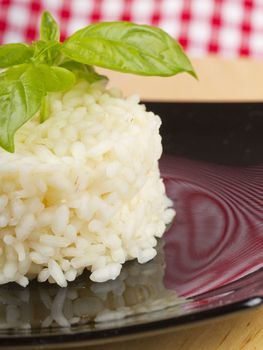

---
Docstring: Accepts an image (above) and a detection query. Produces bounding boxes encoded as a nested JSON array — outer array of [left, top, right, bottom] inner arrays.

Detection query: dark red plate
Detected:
[[0, 102, 262, 348]]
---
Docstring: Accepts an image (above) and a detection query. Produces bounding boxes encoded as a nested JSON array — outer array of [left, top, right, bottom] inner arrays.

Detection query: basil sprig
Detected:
[[0, 11, 196, 152]]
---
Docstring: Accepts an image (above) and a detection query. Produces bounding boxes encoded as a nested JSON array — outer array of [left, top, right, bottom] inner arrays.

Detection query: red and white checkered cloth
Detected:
[[0, 0, 262, 58]]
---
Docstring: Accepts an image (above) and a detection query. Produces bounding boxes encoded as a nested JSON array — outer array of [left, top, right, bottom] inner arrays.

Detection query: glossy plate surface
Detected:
[[0, 102, 263, 348]]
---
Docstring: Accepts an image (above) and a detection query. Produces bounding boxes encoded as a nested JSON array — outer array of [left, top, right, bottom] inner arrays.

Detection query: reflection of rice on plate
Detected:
[[0, 80, 175, 287], [0, 241, 184, 329]]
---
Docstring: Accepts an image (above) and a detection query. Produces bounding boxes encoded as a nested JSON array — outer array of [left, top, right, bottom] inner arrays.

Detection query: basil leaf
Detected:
[[0, 64, 29, 80], [40, 11, 60, 42], [0, 64, 45, 152], [62, 22, 196, 77], [60, 61, 108, 83], [0, 44, 33, 68], [35, 64, 76, 92]]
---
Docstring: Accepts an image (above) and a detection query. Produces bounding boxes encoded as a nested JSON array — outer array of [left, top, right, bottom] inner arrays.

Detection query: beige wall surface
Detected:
[[99, 56, 263, 101]]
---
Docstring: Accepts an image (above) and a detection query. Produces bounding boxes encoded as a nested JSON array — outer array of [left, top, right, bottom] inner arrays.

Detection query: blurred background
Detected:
[[0, 0, 263, 100], [0, 0, 262, 58]]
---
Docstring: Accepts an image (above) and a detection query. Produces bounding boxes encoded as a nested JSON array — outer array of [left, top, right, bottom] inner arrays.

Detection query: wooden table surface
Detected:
[[88, 308, 263, 350], [58, 57, 263, 350]]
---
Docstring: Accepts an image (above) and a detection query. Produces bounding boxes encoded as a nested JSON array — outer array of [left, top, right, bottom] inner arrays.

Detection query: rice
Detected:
[[0, 242, 185, 330], [0, 79, 175, 287]]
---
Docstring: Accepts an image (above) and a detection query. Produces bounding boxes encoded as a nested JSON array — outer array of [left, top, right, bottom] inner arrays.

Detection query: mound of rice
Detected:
[[0, 80, 175, 287]]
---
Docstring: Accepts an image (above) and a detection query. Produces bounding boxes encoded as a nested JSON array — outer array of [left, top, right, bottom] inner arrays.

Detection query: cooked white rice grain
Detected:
[[0, 80, 175, 287]]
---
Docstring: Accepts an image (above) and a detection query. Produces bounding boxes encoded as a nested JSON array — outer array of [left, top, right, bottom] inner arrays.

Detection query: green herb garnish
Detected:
[[0, 11, 196, 153]]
